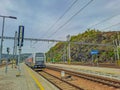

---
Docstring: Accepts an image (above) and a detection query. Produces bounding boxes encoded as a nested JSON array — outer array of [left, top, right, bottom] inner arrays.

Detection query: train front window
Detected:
[[35, 57, 44, 61], [35, 53, 44, 57]]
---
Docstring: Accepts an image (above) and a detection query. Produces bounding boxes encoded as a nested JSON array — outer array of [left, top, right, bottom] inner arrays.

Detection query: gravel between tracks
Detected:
[[45, 68, 119, 90]]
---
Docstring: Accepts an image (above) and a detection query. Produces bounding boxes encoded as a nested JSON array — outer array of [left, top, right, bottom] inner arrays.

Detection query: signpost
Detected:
[[17, 25, 24, 75], [90, 50, 99, 55], [90, 50, 99, 65]]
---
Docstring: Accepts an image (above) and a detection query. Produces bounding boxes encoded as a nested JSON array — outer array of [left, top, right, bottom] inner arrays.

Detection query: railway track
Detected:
[[58, 63, 120, 69], [46, 66, 120, 89], [74, 63, 120, 69], [38, 71, 84, 90]]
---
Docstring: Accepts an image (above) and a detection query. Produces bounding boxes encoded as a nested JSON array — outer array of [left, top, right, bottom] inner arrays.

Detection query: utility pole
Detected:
[[67, 35, 71, 64], [0, 17, 5, 64], [63, 43, 67, 63], [17, 25, 24, 76], [114, 39, 119, 65], [5, 47, 10, 73], [113, 40, 117, 63], [113, 32, 120, 65], [117, 32, 120, 65], [12, 31, 17, 68], [0, 15, 17, 64], [18, 45, 21, 73]]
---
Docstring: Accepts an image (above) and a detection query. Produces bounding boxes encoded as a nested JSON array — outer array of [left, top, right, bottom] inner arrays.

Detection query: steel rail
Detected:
[[38, 71, 84, 90], [47, 66, 120, 89]]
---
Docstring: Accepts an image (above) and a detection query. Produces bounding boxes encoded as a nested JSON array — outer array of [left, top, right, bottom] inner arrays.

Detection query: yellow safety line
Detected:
[[25, 65, 44, 90]]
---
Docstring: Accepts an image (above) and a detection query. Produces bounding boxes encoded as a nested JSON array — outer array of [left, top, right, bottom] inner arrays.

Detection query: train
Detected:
[[25, 52, 46, 70]]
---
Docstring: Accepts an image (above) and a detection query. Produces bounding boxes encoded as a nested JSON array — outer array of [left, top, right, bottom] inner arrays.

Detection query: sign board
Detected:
[[18, 25, 24, 46], [90, 50, 99, 55]]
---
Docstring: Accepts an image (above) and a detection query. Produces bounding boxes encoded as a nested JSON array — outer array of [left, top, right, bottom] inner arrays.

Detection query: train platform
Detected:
[[46, 63, 120, 80], [0, 63, 59, 90]]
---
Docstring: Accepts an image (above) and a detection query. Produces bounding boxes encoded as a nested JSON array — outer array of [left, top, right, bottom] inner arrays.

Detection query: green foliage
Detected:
[[46, 29, 120, 63]]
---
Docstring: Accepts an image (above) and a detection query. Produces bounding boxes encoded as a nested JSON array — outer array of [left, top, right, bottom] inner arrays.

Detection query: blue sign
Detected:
[[90, 50, 99, 55], [18, 25, 24, 46]]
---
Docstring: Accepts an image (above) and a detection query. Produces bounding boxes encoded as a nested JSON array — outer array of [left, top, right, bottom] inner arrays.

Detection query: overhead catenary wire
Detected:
[[41, 0, 78, 38], [89, 14, 120, 29], [47, 0, 94, 38], [101, 22, 120, 30], [38, 0, 78, 50]]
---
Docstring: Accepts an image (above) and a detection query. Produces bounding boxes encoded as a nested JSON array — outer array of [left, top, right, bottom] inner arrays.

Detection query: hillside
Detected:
[[46, 29, 120, 64]]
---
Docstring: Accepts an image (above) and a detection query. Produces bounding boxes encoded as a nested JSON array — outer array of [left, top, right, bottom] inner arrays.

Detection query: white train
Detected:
[[25, 52, 46, 70]]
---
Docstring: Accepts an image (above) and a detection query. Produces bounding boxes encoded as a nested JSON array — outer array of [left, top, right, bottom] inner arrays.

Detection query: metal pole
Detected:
[[117, 32, 120, 65], [17, 25, 24, 76], [68, 42, 71, 64], [15, 32, 18, 65], [114, 48, 117, 62], [63, 44, 66, 63], [114, 39, 120, 65], [17, 46, 21, 74], [5, 53, 9, 74], [0, 17, 5, 63], [12, 31, 17, 68], [0, 15, 17, 64], [67, 35, 71, 64], [115, 39, 119, 61], [5, 47, 9, 73]]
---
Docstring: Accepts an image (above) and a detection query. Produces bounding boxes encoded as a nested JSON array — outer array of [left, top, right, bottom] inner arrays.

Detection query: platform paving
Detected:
[[0, 63, 59, 90]]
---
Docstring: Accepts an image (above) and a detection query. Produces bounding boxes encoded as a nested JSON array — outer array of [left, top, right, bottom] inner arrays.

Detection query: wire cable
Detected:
[[101, 22, 120, 30], [47, 0, 94, 38], [41, 0, 78, 38], [89, 14, 120, 29]]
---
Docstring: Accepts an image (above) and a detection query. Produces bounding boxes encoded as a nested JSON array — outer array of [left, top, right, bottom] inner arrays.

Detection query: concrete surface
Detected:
[[0, 63, 59, 90]]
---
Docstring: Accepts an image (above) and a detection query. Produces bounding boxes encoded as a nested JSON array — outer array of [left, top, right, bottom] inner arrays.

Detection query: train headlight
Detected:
[[34, 65, 37, 68]]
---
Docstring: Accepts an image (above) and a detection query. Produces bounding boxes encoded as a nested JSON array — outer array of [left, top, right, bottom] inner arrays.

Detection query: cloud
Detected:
[[1, 0, 120, 54], [0, 0, 13, 14], [105, 0, 120, 10]]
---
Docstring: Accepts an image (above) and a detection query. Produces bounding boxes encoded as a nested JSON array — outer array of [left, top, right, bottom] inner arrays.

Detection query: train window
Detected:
[[35, 57, 44, 61], [35, 53, 44, 57]]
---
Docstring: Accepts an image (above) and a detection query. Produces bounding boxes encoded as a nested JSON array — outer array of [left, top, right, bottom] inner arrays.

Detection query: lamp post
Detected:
[[0, 15, 17, 64]]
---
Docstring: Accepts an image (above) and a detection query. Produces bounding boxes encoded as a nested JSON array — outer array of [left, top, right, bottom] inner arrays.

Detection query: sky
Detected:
[[0, 0, 120, 54]]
